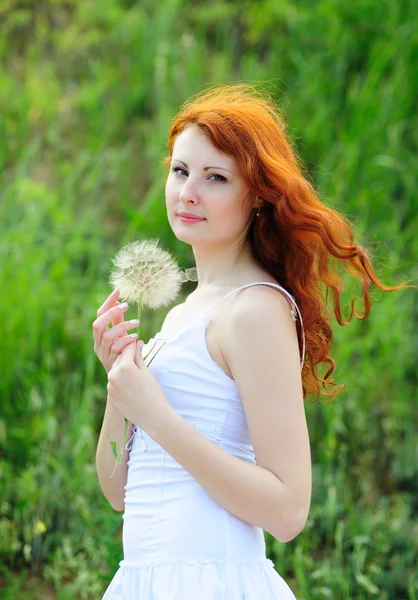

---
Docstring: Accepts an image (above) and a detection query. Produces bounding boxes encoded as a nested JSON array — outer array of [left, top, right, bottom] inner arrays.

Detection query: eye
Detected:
[[171, 167, 227, 183], [209, 173, 227, 182], [172, 167, 187, 176]]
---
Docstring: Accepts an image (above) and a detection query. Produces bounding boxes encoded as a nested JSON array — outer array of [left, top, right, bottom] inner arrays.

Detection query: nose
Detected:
[[178, 177, 200, 205]]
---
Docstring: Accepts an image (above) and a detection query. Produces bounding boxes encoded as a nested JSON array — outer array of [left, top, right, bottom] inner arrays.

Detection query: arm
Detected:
[[96, 400, 134, 511], [147, 287, 312, 542], [95, 301, 185, 511]]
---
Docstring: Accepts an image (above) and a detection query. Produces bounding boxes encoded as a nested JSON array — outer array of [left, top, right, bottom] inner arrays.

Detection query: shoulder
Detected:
[[234, 283, 294, 318], [220, 284, 301, 376], [225, 283, 296, 337], [162, 302, 185, 329]]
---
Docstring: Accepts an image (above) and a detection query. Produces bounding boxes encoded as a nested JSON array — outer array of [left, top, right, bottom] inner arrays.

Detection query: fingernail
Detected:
[[129, 333, 138, 338], [118, 302, 128, 310], [111, 288, 119, 295], [130, 319, 140, 326]]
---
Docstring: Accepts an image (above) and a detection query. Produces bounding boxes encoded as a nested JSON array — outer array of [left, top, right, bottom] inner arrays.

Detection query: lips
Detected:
[[177, 213, 205, 221]]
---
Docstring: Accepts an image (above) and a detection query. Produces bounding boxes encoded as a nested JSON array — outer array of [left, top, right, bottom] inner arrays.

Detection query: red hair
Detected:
[[162, 83, 412, 401]]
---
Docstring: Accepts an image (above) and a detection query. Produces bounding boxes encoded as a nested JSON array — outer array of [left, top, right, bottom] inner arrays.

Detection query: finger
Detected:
[[119, 338, 137, 364], [103, 301, 125, 329], [113, 351, 123, 368], [101, 322, 139, 371], [109, 333, 138, 362], [105, 319, 140, 347], [134, 340, 145, 369], [97, 288, 120, 318], [93, 303, 130, 346], [109, 302, 125, 328]]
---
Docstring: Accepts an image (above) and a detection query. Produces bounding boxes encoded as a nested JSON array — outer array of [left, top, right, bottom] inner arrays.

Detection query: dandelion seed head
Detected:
[[109, 239, 185, 308], [178, 267, 198, 282]]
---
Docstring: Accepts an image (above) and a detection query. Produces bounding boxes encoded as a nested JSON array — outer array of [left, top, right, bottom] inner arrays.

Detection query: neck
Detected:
[[191, 244, 261, 293]]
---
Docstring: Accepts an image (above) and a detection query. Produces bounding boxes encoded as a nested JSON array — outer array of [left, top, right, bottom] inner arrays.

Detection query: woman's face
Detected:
[[165, 125, 254, 247]]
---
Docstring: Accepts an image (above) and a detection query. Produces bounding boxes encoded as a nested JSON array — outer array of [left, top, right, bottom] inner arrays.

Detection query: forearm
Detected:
[[148, 409, 307, 542], [95, 397, 133, 511]]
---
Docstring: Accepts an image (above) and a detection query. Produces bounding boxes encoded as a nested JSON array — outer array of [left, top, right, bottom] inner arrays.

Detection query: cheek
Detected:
[[216, 195, 245, 218], [165, 179, 176, 203]]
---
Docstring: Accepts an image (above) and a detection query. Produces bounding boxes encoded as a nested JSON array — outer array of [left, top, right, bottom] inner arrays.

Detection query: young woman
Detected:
[[94, 84, 405, 599]]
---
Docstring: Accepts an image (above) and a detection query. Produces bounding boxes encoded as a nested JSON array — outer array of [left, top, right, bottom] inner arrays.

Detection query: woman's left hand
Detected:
[[107, 340, 173, 435]]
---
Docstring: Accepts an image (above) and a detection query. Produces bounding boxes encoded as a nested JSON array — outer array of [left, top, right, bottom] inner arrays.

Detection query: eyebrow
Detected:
[[173, 159, 234, 174]]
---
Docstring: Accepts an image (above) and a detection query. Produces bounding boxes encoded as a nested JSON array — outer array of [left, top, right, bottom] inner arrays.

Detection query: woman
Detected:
[[94, 84, 405, 599]]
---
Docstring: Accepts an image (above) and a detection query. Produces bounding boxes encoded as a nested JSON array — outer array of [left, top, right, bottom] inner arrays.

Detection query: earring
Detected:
[[255, 196, 262, 217]]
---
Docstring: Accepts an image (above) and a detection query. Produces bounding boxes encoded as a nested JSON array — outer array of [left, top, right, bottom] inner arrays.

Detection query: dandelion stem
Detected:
[[107, 238, 183, 478], [109, 296, 145, 476], [136, 293, 143, 337], [109, 417, 130, 479]]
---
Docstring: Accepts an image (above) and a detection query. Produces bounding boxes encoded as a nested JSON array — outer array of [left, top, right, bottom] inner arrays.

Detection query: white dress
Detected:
[[102, 282, 306, 599]]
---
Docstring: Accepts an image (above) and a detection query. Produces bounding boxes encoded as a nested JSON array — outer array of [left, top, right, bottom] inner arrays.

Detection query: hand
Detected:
[[92, 288, 139, 374], [107, 340, 173, 435]]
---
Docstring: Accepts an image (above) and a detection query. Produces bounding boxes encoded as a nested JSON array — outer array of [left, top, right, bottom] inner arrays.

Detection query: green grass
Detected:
[[0, 1, 417, 598]]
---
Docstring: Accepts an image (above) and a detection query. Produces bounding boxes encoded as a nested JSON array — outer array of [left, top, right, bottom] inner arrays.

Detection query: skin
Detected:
[[93, 124, 270, 375], [94, 127, 312, 540], [163, 124, 278, 376], [165, 124, 265, 294], [93, 289, 137, 374]]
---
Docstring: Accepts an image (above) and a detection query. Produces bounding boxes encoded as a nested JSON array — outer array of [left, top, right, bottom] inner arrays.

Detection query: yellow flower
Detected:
[[35, 520, 46, 534]]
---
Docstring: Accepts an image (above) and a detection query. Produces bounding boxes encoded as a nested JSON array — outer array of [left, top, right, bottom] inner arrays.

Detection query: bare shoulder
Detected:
[[218, 283, 299, 374], [232, 282, 293, 316], [219, 282, 295, 338]]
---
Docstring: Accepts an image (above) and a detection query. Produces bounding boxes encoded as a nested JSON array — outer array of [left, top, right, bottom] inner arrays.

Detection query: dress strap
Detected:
[[207, 282, 305, 371]]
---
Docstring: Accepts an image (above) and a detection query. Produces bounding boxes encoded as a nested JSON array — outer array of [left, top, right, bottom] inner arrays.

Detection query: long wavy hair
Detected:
[[162, 83, 411, 401]]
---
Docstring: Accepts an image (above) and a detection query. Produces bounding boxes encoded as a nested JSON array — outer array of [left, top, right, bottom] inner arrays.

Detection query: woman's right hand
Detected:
[[93, 288, 139, 374]]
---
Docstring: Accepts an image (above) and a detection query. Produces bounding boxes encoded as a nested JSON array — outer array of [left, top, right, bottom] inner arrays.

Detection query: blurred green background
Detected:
[[0, 1, 417, 599]]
